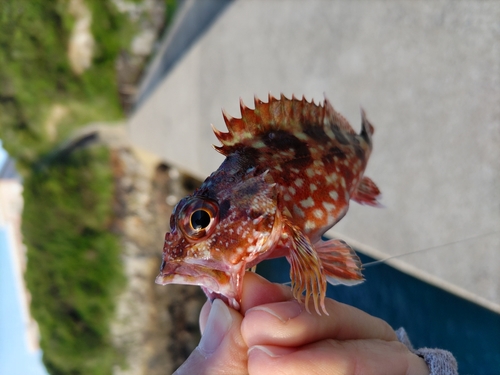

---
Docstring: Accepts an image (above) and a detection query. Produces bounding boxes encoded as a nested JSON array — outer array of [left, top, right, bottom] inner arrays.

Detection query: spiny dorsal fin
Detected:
[[212, 94, 358, 156]]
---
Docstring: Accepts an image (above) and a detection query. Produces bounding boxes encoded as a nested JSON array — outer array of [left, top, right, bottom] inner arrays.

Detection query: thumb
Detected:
[[173, 299, 248, 375]]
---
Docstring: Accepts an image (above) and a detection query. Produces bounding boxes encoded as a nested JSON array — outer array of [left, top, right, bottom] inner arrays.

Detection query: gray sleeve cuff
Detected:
[[396, 327, 459, 375]]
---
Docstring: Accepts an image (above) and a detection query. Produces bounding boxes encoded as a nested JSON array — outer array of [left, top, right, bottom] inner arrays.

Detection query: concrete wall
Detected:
[[128, 1, 500, 310]]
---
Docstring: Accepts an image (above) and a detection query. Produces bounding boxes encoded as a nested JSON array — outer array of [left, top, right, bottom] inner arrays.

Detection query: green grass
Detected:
[[0, 1, 178, 373], [0, 0, 130, 173], [23, 145, 125, 375], [0, 5, 131, 370]]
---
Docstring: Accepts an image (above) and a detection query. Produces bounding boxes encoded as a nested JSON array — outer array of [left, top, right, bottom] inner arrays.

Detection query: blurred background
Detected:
[[1, 0, 499, 374]]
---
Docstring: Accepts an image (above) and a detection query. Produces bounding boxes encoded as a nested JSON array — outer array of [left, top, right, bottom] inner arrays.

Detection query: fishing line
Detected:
[[362, 230, 500, 267], [269, 230, 500, 287]]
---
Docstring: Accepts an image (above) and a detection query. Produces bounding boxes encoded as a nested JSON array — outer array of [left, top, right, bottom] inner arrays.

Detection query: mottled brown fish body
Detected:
[[213, 95, 375, 242], [157, 94, 381, 314]]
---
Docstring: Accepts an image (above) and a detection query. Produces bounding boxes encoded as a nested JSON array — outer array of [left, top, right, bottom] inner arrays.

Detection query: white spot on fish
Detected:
[[329, 190, 339, 200], [322, 202, 336, 212], [300, 197, 315, 208], [284, 194, 292, 201], [295, 178, 304, 187], [310, 183, 317, 192], [327, 173, 338, 183], [306, 168, 315, 177], [313, 209, 324, 219], [305, 220, 316, 230], [289, 186, 296, 195], [252, 217, 262, 225], [296, 132, 309, 141]]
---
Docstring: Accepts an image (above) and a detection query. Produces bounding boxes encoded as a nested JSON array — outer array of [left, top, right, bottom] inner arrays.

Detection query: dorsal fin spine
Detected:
[[213, 94, 362, 155], [360, 107, 375, 142]]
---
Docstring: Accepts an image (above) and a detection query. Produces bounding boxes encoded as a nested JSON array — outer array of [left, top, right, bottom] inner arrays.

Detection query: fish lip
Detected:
[[155, 263, 221, 291], [155, 261, 233, 291], [155, 271, 221, 292], [155, 261, 243, 310]]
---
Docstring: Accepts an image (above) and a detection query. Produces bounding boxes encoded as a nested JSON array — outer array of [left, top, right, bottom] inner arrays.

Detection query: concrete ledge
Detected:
[[128, 0, 500, 308]]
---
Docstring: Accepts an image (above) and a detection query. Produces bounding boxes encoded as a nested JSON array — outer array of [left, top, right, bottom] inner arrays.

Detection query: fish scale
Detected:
[[156, 94, 382, 314]]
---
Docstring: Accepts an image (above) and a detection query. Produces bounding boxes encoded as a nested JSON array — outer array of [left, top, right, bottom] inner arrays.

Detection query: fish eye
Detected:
[[179, 197, 219, 241], [190, 209, 212, 230]]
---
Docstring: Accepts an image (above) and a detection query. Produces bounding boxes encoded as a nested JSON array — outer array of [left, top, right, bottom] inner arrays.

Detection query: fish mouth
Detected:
[[155, 261, 242, 310]]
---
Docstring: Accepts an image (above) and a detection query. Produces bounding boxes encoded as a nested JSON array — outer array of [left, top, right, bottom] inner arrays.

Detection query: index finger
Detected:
[[200, 271, 293, 333], [240, 271, 294, 313]]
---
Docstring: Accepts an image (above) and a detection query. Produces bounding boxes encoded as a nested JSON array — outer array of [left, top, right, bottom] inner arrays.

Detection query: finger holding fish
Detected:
[[174, 299, 247, 375], [176, 272, 293, 375]]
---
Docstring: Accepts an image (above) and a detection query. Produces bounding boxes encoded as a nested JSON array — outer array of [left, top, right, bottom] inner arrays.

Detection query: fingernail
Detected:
[[198, 299, 232, 356], [246, 300, 303, 323], [248, 345, 295, 358]]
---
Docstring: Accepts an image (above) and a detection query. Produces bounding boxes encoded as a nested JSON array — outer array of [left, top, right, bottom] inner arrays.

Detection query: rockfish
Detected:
[[156, 94, 381, 314]]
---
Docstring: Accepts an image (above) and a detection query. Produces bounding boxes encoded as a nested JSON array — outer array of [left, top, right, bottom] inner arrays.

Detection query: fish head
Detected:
[[155, 172, 282, 310]]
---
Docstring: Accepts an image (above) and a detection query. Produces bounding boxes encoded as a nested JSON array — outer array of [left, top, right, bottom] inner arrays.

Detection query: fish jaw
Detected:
[[155, 260, 246, 310]]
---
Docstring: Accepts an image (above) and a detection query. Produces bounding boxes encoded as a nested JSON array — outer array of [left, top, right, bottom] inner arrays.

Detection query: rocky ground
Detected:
[[73, 125, 206, 375], [113, 0, 169, 113]]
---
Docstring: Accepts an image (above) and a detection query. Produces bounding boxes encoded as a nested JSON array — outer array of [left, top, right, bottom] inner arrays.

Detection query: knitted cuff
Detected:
[[396, 327, 458, 375]]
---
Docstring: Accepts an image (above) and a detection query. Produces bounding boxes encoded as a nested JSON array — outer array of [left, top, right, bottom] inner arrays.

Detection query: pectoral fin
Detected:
[[315, 238, 364, 286], [352, 176, 382, 207], [283, 219, 327, 315]]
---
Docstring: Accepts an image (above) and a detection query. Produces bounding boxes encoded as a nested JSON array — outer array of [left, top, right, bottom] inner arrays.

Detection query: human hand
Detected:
[[172, 272, 289, 374], [174, 272, 430, 375]]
